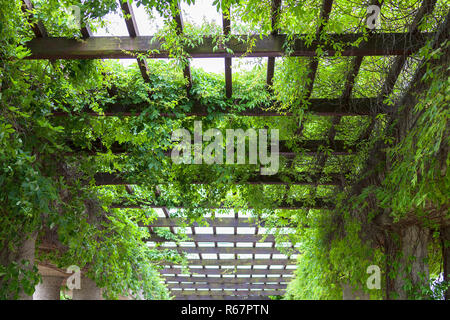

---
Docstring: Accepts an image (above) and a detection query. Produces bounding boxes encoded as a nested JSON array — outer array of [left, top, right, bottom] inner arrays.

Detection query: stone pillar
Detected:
[[392, 224, 429, 299], [33, 275, 64, 300], [0, 232, 37, 300], [342, 283, 370, 300], [442, 226, 450, 300], [72, 276, 102, 300]]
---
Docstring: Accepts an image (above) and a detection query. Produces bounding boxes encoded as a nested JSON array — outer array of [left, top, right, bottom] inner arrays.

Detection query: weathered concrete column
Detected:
[[0, 232, 37, 300], [72, 276, 102, 300], [392, 224, 429, 299], [33, 275, 64, 300], [342, 283, 370, 300], [441, 226, 450, 300]]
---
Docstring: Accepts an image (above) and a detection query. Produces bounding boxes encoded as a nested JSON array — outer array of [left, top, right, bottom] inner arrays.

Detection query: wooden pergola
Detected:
[[21, 0, 446, 300]]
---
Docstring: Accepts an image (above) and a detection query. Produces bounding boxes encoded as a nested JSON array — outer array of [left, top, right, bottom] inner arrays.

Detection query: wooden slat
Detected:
[[51, 97, 379, 117], [113, 199, 333, 210], [171, 290, 284, 296], [160, 268, 294, 275], [167, 283, 287, 290], [223, 7, 232, 98], [165, 276, 291, 283], [148, 234, 284, 243], [67, 139, 354, 156], [93, 172, 343, 186], [21, 0, 48, 38], [174, 3, 192, 92], [266, 0, 282, 88], [358, 0, 438, 142], [303, 0, 334, 98], [164, 259, 295, 266], [120, 0, 151, 83], [25, 33, 432, 60], [156, 246, 297, 255]]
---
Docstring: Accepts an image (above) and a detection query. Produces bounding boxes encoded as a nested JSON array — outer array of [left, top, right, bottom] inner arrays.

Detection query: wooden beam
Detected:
[[171, 290, 284, 296], [165, 276, 292, 283], [223, 7, 232, 98], [155, 246, 297, 255], [67, 139, 355, 156], [303, 0, 334, 98], [50, 97, 380, 117], [21, 0, 48, 38], [174, 3, 192, 92], [164, 259, 295, 266], [112, 199, 333, 210], [167, 283, 287, 290], [148, 234, 285, 243], [93, 172, 343, 186], [25, 33, 432, 60], [266, 0, 282, 88], [120, 0, 151, 83], [160, 268, 294, 275]]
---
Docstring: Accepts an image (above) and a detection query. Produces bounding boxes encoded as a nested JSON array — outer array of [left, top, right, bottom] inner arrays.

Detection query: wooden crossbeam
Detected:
[[223, 7, 232, 98], [167, 283, 287, 290], [164, 276, 292, 283], [112, 199, 333, 210], [174, 3, 192, 93], [160, 268, 294, 275], [155, 246, 297, 255], [148, 234, 286, 243], [171, 290, 284, 296], [50, 97, 379, 117], [303, 0, 334, 98], [21, 0, 48, 38], [25, 33, 431, 60], [164, 259, 295, 266], [358, 0, 438, 142], [67, 139, 354, 156], [266, 0, 282, 88], [93, 172, 343, 186], [120, 1, 151, 83], [174, 295, 272, 300]]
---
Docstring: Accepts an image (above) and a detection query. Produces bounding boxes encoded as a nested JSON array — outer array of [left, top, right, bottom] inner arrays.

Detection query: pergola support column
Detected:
[[386, 224, 430, 299], [72, 276, 102, 300], [33, 275, 64, 300], [342, 283, 370, 300], [441, 226, 450, 300]]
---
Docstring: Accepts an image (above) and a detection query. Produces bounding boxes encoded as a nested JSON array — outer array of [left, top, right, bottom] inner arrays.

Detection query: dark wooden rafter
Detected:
[[21, 0, 48, 38], [66, 139, 355, 156], [358, 0, 438, 142], [173, 2, 192, 93], [153, 246, 297, 255], [93, 172, 343, 186], [165, 276, 291, 283], [120, 0, 151, 83], [50, 97, 381, 117], [172, 290, 284, 296], [266, 0, 282, 88], [222, 6, 232, 98], [303, 0, 334, 99], [148, 234, 285, 243], [160, 268, 294, 275], [25, 33, 431, 60], [167, 283, 287, 290], [164, 259, 295, 266], [313, 0, 382, 181], [113, 198, 333, 210]]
